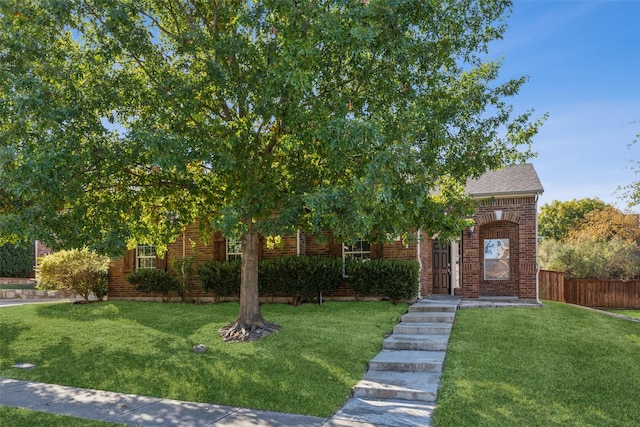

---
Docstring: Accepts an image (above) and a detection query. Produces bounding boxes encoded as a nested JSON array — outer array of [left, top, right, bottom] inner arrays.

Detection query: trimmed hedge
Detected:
[[196, 256, 417, 304], [197, 256, 342, 304], [0, 242, 34, 277], [126, 268, 181, 302], [197, 260, 241, 302], [259, 256, 343, 304], [346, 259, 419, 304]]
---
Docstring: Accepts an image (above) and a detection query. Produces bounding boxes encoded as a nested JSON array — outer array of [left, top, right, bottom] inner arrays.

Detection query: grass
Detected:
[[434, 300, 640, 427], [0, 300, 407, 418], [607, 309, 640, 320], [0, 407, 124, 426]]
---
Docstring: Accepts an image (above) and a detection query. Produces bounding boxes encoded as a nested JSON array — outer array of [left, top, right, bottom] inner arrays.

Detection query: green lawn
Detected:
[[607, 309, 640, 320], [5, 300, 638, 425], [435, 300, 640, 427], [0, 300, 406, 418], [0, 407, 124, 427]]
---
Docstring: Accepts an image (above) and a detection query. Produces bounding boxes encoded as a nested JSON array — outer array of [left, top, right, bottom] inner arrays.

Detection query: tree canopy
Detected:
[[538, 198, 609, 242], [539, 202, 640, 280], [1, 0, 543, 340], [568, 205, 640, 244]]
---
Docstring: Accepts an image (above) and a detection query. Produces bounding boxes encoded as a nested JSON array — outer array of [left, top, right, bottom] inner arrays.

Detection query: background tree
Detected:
[[539, 237, 639, 281], [568, 205, 640, 244], [539, 204, 640, 280], [619, 136, 639, 208], [538, 198, 609, 241], [0, 1, 543, 341]]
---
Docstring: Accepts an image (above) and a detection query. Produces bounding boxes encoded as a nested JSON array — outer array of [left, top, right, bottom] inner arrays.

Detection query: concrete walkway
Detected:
[[327, 296, 460, 426], [0, 296, 502, 426]]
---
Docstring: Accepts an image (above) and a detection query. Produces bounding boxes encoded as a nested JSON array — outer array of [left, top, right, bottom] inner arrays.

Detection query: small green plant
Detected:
[[197, 260, 241, 302], [36, 248, 110, 302], [172, 256, 198, 302], [126, 268, 180, 302]]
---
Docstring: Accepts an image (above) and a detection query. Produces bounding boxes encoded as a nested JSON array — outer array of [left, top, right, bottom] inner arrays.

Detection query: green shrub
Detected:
[[0, 242, 34, 277], [540, 236, 640, 280], [259, 256, 342, 304], [126, 268, 180, 302], [197, 260, 241, 302], [36, 248, 110, 302], [346, 259, 419, 303]]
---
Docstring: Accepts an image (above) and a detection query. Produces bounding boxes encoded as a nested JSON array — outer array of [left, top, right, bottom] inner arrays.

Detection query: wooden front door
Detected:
[[432, 241, 450, 294]]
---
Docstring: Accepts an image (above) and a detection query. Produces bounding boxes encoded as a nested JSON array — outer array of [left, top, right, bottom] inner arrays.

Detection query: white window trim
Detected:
[[483, 238, 510, 280], [136, 245, 157, 269], [226, 238, 242, 261], [342, 239, 371, 277]]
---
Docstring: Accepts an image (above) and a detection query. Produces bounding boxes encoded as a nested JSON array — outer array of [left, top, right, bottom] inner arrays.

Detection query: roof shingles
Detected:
[[464, 163, 544, 198]]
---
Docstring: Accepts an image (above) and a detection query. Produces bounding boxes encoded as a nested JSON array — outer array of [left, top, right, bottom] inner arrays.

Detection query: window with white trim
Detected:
[[484, 238, 510, 280], [226, 238, 242, 261], [343, 239, 371, 261], [136, 245, 157, 269]]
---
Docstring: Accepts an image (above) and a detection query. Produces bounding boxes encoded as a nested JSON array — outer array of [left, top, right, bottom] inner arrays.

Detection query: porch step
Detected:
[[393, 322, 452, 335], [383, 334, 450, 351], [368, 350, 445, 373], [401, 311, 456, 323], [353, 371, 441, 402], [409, 300, 457, 313]]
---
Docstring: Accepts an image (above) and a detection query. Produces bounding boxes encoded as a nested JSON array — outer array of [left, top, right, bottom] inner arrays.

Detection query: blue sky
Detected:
[[490, 0, 639, 211]]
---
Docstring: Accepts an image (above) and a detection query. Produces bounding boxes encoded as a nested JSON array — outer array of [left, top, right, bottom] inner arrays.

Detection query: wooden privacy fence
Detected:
[[539, 270, 640, 309]]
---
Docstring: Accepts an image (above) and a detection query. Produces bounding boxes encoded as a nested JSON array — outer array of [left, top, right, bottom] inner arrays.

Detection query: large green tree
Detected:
[[538, 198, 609, 242], [0, 0, 542, 341]]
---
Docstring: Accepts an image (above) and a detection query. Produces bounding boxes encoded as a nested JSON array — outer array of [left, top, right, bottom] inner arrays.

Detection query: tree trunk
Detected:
[[219, 223, 280, 342]]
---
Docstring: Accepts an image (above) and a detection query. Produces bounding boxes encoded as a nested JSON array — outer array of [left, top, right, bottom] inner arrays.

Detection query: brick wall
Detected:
[[108, 226, 423, 301], [461, 196, 538, 299]]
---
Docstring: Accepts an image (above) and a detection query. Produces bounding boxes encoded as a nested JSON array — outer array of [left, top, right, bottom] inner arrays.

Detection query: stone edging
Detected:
[[0, 289, 77, 300]]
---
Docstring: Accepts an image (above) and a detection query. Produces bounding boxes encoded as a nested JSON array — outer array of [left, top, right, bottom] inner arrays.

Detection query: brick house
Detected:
[[107, 163, 543, 302]]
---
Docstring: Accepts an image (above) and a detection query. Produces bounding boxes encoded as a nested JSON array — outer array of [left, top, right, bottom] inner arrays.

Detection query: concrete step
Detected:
[[409, 300, 458, 313], [393, 322, 452, 335], [329, 397, 434, 427], [383, 334, 450, 351], [401, 311, 455, 323], [368, 350, 445, 373], [353, 371, 441, 402]]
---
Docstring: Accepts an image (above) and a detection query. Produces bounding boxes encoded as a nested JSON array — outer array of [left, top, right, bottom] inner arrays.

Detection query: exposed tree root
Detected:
[[219, 320, 281, 343]]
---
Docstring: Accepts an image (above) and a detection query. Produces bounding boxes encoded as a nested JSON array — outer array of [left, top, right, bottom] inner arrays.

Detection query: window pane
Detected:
[[227, 238, 242, 261], [484, 239, 509, 280], [344, 239, 371, 260], [136, 245, 157, 269]]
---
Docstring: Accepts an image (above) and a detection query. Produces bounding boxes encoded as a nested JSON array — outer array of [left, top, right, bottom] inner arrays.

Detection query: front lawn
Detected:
[[0, 407, 123, 427], [607, 309, 640, 320], [0, 301, 407, 418], [435, 300, 640, 426]]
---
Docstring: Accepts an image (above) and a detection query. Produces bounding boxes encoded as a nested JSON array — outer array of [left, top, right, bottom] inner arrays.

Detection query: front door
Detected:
[[432, 241, 450, 294]]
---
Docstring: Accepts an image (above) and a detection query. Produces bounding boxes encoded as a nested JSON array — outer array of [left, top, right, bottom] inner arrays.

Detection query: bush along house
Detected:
[[107, 163, 544, 303]]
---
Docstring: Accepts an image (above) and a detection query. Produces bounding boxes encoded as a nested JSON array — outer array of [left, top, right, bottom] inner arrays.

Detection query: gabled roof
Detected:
[[465, 163, 544, 198]]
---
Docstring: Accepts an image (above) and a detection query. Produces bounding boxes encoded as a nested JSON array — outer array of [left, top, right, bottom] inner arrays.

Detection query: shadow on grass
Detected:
[[3, 301, 402, 417]]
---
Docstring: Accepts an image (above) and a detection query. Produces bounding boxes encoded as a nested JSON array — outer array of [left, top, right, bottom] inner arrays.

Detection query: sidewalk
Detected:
[[0, 378, 327, 426]]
